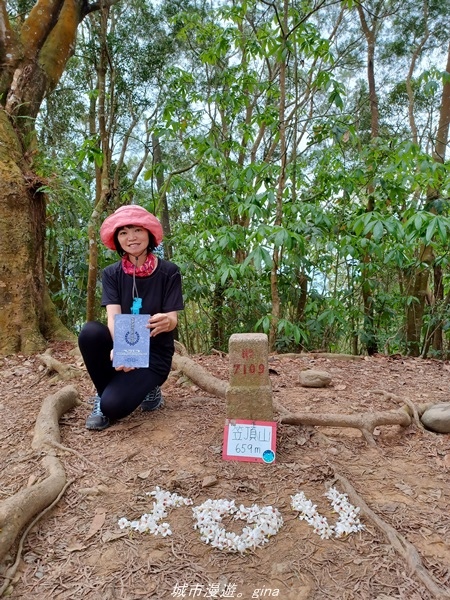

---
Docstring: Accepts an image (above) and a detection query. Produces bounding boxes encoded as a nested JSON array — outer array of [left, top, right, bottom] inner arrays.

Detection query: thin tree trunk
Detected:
[[210, 284, 225, 351], [153, 134, 172, 258], [269, 0, 288, 351], [293, 272, 308, 352], [432, 264, 443, 355], [430, 43, 450, 355], [405, 246, 434, 356], [406, 42, 450, 356], [86, 9, 112, 322], [357, 3, 380, 355]]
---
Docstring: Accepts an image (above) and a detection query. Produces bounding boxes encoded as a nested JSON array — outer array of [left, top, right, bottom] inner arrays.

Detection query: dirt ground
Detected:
[[1, 344, 450, 600]]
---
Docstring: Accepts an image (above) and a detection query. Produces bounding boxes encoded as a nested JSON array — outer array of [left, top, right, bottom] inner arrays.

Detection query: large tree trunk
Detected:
[[0, 0, 117, 354], [0, 111, 47, 352]]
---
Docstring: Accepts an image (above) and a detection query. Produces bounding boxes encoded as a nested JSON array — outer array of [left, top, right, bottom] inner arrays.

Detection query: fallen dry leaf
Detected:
[[101, 530, 128, 543], [394, 482, 415, 497], [137, 470, 151, 479], [202, 475, 218, 488], [67, 542, 89, 553], [85, 509, 106, 540]]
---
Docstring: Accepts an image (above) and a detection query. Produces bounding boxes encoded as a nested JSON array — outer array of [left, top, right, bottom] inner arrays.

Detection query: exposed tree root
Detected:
[[371, 389, 430, 431], [0, 386, 79, 570], [174, 340, 190, 357], [0, 478, 75, 597], [276, 404, 412, 446], [332, 473, 450, 600], [37, 349, 81, 383], [32, 385, 80, 449], [171, 352, 425, 445], [172, 354, 227, 398]]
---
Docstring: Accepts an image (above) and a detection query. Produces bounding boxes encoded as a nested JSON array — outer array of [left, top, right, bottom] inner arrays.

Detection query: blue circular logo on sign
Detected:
[[262, 449, 275, 464], [125, 331, 140, 346]]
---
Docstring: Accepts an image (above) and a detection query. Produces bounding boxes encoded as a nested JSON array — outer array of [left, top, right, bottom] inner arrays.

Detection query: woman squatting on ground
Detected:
[[78, 205, 184, 430]]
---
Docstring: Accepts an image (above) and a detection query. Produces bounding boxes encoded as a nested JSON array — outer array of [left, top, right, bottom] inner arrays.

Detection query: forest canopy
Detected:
[[1, 0, 450, 357]]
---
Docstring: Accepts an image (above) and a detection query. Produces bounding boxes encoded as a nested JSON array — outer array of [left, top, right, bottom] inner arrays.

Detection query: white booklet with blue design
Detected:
[[113, 314, 150, 368]]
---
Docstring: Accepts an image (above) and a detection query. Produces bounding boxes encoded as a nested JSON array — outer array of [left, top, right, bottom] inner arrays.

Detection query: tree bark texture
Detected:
[[0, 1, 114, 354], [0, 110, 46, 353]]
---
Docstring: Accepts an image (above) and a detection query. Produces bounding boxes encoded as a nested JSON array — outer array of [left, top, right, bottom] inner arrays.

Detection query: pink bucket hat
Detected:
[[100, 205, 163, 251]]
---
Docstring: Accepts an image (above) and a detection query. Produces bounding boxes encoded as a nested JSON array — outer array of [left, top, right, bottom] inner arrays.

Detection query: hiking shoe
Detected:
[[86, 395, 110, 430], [141, 386, 164, 412]]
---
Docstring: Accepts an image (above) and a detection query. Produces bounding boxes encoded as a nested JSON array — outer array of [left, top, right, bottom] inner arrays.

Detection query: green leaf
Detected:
[[437, 218, 447, 242], [372, 221, 384, 241], [425, 218, 437, 244], [414, 213, 424, 231]]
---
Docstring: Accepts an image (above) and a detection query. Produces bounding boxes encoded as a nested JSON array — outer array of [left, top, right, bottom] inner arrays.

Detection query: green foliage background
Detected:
[[32, 0, 450, 357]]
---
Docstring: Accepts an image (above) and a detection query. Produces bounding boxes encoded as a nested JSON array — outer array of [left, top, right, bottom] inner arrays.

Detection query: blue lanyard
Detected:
[[131, 262, 142, 314]]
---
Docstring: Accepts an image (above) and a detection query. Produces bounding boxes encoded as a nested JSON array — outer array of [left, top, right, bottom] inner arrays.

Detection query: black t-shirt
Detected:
[[101, 258, 184, 364]]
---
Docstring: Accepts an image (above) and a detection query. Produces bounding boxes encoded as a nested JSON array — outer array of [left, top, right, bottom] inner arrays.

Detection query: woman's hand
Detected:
[[148, 311, 178, 337]]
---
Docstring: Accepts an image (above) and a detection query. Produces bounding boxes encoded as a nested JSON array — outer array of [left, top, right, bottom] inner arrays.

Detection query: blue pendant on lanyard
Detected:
[[131, 297, 142, 314]]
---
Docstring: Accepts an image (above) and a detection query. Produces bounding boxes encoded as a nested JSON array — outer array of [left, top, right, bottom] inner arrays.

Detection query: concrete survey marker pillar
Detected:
[[226, 333, 273, 421]]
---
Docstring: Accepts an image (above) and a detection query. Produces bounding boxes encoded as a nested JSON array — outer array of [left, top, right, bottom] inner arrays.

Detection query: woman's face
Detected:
[[117, 225, 150, 258]]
